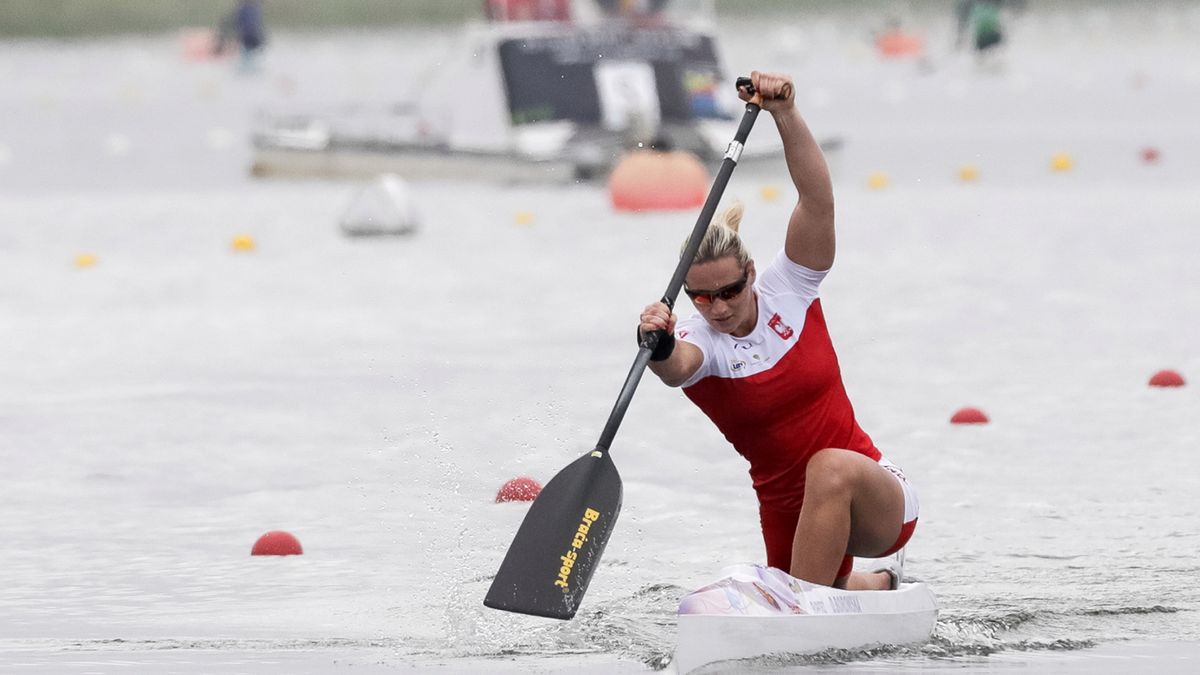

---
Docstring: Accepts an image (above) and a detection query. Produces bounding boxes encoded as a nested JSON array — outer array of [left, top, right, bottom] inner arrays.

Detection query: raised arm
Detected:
[[741, 71, 835, 271]]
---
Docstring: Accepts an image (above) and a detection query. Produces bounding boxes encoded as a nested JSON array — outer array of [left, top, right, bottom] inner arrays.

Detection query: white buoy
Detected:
[[339, 174, 420, 237], [104, 133, 132, 157], [206, 127, 234, 150]]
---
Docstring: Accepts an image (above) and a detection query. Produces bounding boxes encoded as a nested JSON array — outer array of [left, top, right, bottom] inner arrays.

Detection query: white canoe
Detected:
[[674, 564, 938, 674]]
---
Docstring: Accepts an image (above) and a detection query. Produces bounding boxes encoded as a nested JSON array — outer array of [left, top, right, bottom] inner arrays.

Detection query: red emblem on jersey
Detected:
[[768, 313, 793, 340], [678, 330, 690, 339]]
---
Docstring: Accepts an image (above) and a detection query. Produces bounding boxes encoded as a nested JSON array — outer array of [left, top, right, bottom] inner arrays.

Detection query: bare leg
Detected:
[[789, 449, 906, 588], [788, 456, 853, 586]]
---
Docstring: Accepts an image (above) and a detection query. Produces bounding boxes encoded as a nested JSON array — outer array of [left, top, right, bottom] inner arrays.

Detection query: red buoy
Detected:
[[251, 530, 303, 556], [1149, 369, 1185, 387], [496, 476, 542, 503], [1141, 147, 1161, 164], [950, 407, 989, 424]]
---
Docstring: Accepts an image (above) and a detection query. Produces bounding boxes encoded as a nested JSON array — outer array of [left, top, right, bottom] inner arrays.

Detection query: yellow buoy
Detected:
[[231, 234, 256, 252], [760, 185, 781, 202], [867, 172, 890, 190], [196, 78, 221, 101], [74, 253, 98, 268], [118, 83, 144, 105], [1050, 152, 1074, 172], [514, 211, 535, 226], [276, 76, 297, 97], [958, 164, 980, 182]]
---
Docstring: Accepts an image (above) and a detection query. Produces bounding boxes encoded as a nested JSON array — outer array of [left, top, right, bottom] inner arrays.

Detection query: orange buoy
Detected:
[[496, 477, 542, 503], [609, 150, 708, 212], [251, 530, 303, 556], [1148, 369, 1185, 387], [950, 407, 989, 425], [876, 30, 925, 58], [180, 28, 230, 62]]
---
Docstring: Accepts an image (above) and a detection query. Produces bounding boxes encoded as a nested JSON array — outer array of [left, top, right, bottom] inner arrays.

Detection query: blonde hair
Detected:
[[683, 202, 751, 267]]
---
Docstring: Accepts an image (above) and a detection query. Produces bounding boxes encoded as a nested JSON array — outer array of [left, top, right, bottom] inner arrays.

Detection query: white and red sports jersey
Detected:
[[676, 250, 880, 513]]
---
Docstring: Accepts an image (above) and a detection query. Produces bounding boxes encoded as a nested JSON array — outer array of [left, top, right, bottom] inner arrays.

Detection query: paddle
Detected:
[[483, 77, 768, 620]]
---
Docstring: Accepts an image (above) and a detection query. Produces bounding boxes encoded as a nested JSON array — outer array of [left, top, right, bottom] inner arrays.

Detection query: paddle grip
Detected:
[[736, 76, 793, 104]]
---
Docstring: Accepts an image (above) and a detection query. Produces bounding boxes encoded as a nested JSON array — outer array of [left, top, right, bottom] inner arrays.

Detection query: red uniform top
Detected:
[[676, 251, 880, 513]]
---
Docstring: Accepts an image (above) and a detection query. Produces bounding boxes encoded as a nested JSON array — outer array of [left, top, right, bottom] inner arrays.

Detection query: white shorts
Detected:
[[878, 458, 920, 524]]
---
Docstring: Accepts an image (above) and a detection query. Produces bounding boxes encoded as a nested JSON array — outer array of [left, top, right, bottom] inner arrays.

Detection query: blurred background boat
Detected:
[[248, 0, 836, 183]]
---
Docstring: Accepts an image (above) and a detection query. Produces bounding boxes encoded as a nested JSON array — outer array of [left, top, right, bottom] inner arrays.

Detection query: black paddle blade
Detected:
[[484, 447, 623, 620]]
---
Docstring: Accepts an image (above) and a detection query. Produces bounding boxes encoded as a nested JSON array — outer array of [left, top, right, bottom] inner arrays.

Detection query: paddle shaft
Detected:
[[596, 99, 763, 452], [484, 81, 768, 620]]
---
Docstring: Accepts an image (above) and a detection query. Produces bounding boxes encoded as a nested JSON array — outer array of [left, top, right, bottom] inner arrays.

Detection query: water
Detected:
[[3, 5, 1200, 673]]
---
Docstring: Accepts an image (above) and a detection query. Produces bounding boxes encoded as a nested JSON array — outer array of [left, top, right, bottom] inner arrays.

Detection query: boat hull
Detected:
[[674, 564, 937, 673], [250, 146, 581, 184]]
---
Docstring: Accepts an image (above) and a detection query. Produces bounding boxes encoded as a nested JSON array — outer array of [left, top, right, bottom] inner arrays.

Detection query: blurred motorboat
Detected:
[[249, 0, 839, 183]]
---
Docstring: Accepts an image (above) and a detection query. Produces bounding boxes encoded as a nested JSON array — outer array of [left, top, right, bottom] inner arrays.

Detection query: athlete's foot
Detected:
[[842, 569, 892, 591], [870, 548, 905, 590]]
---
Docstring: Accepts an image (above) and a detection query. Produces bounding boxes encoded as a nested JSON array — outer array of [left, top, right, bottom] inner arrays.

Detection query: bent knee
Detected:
[[805, 448, 866, 496]]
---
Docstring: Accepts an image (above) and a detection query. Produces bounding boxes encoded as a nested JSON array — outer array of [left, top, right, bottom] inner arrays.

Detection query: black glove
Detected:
[[637, 328, 676, 362]]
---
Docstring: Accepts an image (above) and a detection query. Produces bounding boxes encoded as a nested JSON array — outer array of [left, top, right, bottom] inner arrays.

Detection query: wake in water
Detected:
[[439, 569, 1188, 671], [51, 637, 401, 652], [441, 574, 684, 667]]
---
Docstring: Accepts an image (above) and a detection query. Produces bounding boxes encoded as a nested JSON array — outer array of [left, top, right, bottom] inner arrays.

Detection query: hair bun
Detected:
[[713, 201, 745, 233], [687, 201, 750, 266]]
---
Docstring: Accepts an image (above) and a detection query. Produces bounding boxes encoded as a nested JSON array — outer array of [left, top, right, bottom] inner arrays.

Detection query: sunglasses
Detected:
[[684, 272, 749, 306]]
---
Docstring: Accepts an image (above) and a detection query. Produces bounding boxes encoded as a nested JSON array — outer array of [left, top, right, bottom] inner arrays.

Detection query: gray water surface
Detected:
[[3, 6, 1200, 673]]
